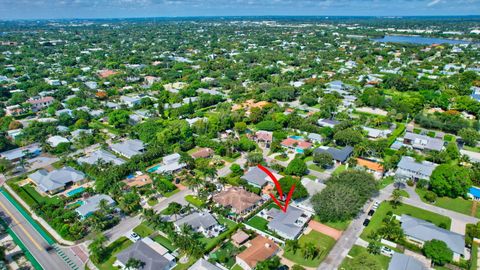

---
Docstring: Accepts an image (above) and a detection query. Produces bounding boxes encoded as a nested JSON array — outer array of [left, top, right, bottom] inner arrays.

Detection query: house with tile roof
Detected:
[[236, 235, 279, 270], [212, 187, 263, 217]]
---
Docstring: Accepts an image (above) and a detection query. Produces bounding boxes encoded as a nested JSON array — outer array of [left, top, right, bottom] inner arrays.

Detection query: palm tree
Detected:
[[186, 177, 203, 192], [302, 242, 319, 259], [390, 189, 402, 208], [141, 208, 156, 224], [285, 240, 300, 254], [203, 166, 218, 182], [125, 258, 145, 270]]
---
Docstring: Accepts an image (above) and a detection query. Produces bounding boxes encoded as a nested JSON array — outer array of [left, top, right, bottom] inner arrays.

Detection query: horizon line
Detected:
[[1, 14, 480, 22]]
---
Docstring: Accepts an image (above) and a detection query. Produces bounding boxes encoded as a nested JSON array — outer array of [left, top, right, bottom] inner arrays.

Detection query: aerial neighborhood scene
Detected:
[[1, 1, 480, 270]]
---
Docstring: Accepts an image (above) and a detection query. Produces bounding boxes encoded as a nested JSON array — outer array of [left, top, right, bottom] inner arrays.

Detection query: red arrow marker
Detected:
[[257, 164, 295, 212]]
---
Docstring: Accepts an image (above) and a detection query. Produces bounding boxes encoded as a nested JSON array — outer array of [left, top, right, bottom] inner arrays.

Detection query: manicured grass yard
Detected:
[[308, 164, 325, 172], [332, 165, 346, 176], [152, 235, 176, 252], [283, 230, 336, 267], [360, 202, 451, 240], [245, 216, 272, 234], [231, 264, 243, 270], [313, 215, 350, 231], [338, 245, 391, 270], [133, 222, 154, 238], [185, 195, 205, 208], [275, 155, 289, 161], [209, 242, 241, 268], [416, 188, 480, 218], [95, 237, 133, 270], [398, 189, 409, 198], [471, 242, 478, 270], [378, 177, 394, 189], [164, 189, 180, 197]]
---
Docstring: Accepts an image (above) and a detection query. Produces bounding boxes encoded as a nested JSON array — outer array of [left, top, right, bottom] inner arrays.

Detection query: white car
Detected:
[[129, 232, 141, 242], [380, 246, 394, 257]]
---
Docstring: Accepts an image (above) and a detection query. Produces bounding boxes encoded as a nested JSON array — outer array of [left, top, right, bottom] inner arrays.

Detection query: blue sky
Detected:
[[0, 0, 479, 20]]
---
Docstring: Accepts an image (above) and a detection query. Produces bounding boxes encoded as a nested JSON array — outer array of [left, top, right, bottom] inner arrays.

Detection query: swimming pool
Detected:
[[469, 186, 480, 199], [296, 148, 304, 154], [289, 135, 303, 140], [147, 164, 162, 173], [66, 187, 85, 197]]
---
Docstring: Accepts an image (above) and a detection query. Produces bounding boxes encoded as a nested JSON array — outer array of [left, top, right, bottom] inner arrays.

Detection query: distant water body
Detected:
[[372, 35, 471, 45]]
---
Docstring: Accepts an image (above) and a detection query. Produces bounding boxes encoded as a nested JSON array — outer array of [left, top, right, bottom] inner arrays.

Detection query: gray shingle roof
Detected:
[[404, 132, 444, 152], [78, 149, 125, 166], [75, 194, 115, 218], [189, 259, 222, 270], [0, 143, 41, 161], [29, 167, 85, 193], [241, 166, 277, 187], [388, 253, 427, 270], [116, 238, 174, 270], [401, 215, 464, 255], [110, 139, 145, 158], [395, 156, 437, 180], [174, 212, 218, 231], [267, 206, 306, 240], [314, 146, 353, 163]]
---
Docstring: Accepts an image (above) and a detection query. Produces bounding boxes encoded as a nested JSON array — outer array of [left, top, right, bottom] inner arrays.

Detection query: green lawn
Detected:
[[304, 156, 313, 163], [152, 235, 176, 252], [275, 155, 289, 161], [416, 188, 480, 218], [471, 242, 478, 270], [245, 216, 272, 234], [398, 189, 410, 198], [308, 164, 325, 172], [338, 245, 391, 270], [185, 195, 205, 208], [231, 264, 243, 270], [209, 242, 241, 268], [15, 184, 62, 208], [378, 177, 394, 189], [332, 165, 346, 176], [133, 222, 154, 238], [361, 202, 451, 240], [387, 123, 406, 146], [313, 216, 350, 231], [221, 155, 239, 163], [283, 230, 336, 267], [463, 145, 480, 153], [95, 237, 133, 270], [164, 189, 180, 197]]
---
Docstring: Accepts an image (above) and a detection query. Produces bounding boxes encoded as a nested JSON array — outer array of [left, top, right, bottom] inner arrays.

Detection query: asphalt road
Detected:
[[0, 192, 73, 270]]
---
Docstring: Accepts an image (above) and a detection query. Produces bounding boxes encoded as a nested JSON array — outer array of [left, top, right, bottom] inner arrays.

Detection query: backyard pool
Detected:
[[147, 164, 162, 173], [296, 148, 304, 154], [289, 135, 303, 140], [66, 187, 85, 197], [469, 186, 480, 200]]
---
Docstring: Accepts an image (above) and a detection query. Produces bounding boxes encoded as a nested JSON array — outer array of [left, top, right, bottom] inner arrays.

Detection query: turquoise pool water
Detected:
[[66, 187, 85, 197], [289, 135, 303, 140], [469, 187, 480, 198], [147, 164, 161, 173], [67, 200, 84, 208], [296, 148, 304, 154]]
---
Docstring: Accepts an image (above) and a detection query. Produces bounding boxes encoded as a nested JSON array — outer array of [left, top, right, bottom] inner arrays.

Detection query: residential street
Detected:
[[103, 188, 193, 244], [0, 192, 78, 270]]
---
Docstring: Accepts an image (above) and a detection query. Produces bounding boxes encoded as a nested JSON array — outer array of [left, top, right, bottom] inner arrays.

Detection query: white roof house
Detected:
[[47, 136, 70, 147]]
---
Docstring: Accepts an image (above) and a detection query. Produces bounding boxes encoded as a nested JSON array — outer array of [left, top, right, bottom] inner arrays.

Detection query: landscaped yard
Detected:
[[94, 237, 133, 270], [283, 230, 336, 267], [361, 202, 451, 240], [185, 195, 205, 208], [308, 164, 325, 172], [133, 222, 154, 238], [200, 216, 239, 251], [245, 216, 272, 234], [471, 242, 478, 270], [14, 184, 61, 208], [313, 215, 350, 231], [152, 235, 176, 252], [398, 189, 409, 198], [332, 165, 346, 176], [338, 245, 391, 270], [209, 242, 242, 268], [274, 155, 290, 161], [378, 177, 394, 189], [416, 188, 480, 218]]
